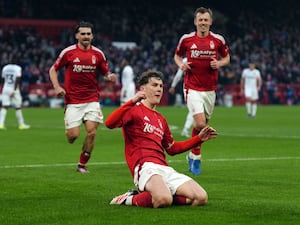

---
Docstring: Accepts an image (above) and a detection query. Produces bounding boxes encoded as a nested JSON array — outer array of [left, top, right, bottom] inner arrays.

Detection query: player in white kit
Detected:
[[0, 63, 30, 130], [240, 62, 262, 118], [120, 58, 136, 105]]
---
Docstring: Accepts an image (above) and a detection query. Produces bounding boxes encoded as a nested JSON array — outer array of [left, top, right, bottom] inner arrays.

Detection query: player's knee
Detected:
[[66, 130, 80, 143], [152, 194, 173, 208], [86, 128, 97, 140], [67, 137, 76, 144]]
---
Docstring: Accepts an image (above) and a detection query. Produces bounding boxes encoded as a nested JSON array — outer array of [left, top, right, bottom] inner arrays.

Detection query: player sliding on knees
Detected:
[[105, 70, 217, 208]]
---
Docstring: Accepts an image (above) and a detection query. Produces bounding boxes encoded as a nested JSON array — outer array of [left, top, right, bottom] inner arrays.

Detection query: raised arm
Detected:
[[105, 91, 146, 129]]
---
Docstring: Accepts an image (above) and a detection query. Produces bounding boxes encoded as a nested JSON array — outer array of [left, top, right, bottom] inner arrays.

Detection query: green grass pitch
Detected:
[[0, 105, 299, 225]]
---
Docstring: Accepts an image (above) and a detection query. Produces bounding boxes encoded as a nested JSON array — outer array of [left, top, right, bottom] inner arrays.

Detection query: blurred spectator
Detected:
[[286, 85, 295, 105], [265, 74, 277, 104]]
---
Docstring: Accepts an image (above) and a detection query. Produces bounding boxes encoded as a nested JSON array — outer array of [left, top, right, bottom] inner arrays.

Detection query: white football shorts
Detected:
[[64, 102, 103, 129], [134, 162, 191, 195], [1, 89, 22, 107], [244, 88, 259, 100], [184, 89, 216, 120]]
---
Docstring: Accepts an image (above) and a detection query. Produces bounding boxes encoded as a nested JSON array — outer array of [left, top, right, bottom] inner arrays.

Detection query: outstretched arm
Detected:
[[167, 126, 217, 155]]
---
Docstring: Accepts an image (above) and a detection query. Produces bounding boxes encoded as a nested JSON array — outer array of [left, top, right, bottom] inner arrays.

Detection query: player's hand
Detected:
[[180, 62, 191, 72], [198, 126, 218, 142], [132, 91, 146, 103], [107, 73, 117, 82], [54, 86, 66, 98], [210, 57, 219, 69], [168, 87, 175, 95]]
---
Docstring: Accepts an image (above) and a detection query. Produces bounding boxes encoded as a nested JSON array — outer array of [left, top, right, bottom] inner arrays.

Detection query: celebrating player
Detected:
[[174, 7, 230, 175], [106, 70, 217, 208], [49, 21, 117, 173]]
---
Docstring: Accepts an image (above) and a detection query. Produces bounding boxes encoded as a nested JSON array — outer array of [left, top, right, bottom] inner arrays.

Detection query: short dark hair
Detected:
[[74, 21, 94, 34], [194, 7, 213, 19], [137, 70, 164, 86]]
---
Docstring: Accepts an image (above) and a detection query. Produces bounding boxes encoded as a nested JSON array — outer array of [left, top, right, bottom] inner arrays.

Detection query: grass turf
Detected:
[[0, 105, 299, 225]]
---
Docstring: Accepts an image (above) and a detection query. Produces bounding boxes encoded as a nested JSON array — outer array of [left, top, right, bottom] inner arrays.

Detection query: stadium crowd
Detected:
[[0, 0, 300, 106]]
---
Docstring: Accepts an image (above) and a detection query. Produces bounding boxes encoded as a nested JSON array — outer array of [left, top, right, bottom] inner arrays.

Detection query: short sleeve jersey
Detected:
[[53, 44, 110, 104], [1, 64, 22, 92], [121, 103, 174, 177], [175, 31, 229, 91]]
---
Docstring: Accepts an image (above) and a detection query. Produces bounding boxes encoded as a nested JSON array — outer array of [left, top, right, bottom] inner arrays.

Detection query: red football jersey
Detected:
[[105, 100, 204, 177], [175, 31, 229, 91], [121, 103, 175, 176], [53, 44, 110, 104], [120, 103, 174, 176]]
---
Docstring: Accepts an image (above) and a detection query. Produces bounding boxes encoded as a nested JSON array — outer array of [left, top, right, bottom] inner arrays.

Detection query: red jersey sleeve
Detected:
[[105, 100, 135, 128], [161, 116, 203, 156], [53, 45, 75, 71]]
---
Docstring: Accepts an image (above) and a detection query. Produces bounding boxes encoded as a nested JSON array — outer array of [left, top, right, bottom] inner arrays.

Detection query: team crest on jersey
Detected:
[[210, 41, 215, 49], [92, 55, 96, 64]]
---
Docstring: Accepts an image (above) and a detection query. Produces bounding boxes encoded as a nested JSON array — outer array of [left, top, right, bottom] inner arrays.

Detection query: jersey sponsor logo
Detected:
[[73, 65, 96, 73], [190, 49, 216, 59], [143, 122, 163, 138]]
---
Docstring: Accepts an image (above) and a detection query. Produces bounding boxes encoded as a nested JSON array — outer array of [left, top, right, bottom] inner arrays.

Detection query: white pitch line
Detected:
[[0, 156, 299, 169]]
